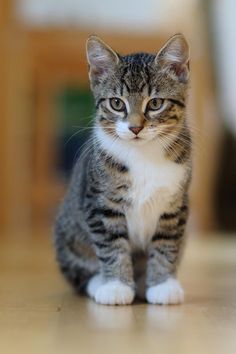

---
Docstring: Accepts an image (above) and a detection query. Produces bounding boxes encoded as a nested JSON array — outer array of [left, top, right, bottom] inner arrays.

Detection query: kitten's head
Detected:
[[86, 34, 189, 144]]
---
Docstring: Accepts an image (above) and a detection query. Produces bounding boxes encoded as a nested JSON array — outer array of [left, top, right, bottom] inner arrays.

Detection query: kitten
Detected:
[[54, 34, 192, 305]]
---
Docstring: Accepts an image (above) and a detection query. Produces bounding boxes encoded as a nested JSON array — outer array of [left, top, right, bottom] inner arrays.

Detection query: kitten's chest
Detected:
[[126, 160, 185, 249]]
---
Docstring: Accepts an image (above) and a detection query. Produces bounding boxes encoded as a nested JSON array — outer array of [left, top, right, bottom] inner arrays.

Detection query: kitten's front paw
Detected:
[[95, 280, 134, 305], [146, 278, 184, 305]]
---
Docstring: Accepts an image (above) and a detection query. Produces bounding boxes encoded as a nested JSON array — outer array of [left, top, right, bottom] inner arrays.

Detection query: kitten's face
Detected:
[[86, 35, 189, 145]]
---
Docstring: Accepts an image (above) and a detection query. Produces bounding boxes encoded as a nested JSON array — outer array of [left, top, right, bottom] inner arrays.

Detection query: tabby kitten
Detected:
[[54, 34, 192, 305]]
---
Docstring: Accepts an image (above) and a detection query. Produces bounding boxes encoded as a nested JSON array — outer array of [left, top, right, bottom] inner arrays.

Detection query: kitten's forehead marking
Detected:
[[141, 85, 150, 97]]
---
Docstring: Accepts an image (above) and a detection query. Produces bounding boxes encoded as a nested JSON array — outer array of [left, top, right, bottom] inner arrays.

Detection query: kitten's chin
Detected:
[[116, 135, 148, 145], [119, 137, 157, 146], [120, 135, 157, 146], [129, 138, 150, 146]]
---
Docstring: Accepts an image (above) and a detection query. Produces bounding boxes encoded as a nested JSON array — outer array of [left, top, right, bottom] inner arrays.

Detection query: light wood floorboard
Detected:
[[0, 232, 236, 354]]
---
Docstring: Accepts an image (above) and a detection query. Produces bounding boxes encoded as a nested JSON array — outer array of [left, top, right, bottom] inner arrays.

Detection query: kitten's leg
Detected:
[[54, 224, 99, 293], [86, 217, 134, 305], [146, 204, 188, 305], [88, 235, 134, 305]]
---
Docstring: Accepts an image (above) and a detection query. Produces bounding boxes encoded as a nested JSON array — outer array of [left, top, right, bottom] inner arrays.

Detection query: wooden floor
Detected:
[[0, 231, 236, 354]]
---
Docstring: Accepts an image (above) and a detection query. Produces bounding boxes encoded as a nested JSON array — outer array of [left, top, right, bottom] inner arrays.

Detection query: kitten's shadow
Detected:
[[86, 298, 183, 330], [86, 300, 136, 329]]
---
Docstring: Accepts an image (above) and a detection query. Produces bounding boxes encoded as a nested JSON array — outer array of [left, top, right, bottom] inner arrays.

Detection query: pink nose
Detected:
[[129, 126, 143, 135]]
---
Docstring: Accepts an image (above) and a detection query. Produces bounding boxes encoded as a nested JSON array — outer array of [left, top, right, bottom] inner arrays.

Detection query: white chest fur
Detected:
[[126, 158, 185, 249], [96, 128, 186, 249]]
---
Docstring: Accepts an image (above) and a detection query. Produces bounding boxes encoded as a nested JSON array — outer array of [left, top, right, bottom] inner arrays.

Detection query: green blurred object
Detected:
[[55, 86, 95, 178], [57, 86, 95, 134]]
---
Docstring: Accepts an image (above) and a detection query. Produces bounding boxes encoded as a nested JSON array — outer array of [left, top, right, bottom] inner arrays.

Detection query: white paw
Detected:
[[94, 280, 134, 305], [87, 274, 104, 299], [146, 278, 184, 305]]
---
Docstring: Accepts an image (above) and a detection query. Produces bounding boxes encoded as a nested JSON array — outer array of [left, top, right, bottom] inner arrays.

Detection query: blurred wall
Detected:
[[213, 0, 236, 135], [1, 0, 233, 235], [18, 0, 197, 33]]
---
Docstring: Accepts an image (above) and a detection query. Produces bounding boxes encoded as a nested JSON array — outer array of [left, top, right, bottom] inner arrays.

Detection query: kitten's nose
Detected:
[[129, 126, 143, 135]]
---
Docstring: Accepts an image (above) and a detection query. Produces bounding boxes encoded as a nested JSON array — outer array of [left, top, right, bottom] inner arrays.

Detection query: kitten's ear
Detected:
[[86, 36, 120, 81], [155, 34, 190, 83]]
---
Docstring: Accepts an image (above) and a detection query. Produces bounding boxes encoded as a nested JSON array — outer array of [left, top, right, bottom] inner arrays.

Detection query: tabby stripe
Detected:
[[139, 83, 146, 92], [143, 65, 152, 95], [154, 247, 178, 264], [85, 193, 94, 199], [87, 207, 124, 220], [180, 205, 188, 213], [95, 98, 106, 109], [94, 241, 108, 249], [94, 232, 127, 249], [108, 196, 124, 204], [98, 255, 114, 265], [160, 204, 188, 221], [99, 150, 128, 173], [92, 227, 107, 234], [105, 155, 128, 173], [116, 184, 129, 190], [120, 66, 130, 95], [152, 232, 183, 241], [90, 186, 101, 194], [122, 80, 131, 94], [106, 232, 127, 242], [102, 209, 124, 218], [160, 211, 179, 220], [87, 208, 103, 220], [88, 220, 104, 229], [177, 218, 186, 227], [169, 98, 185, 108]]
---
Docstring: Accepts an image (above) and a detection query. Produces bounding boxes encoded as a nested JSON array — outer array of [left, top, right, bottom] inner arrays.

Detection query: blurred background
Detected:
[[1, 0, 236, 238]]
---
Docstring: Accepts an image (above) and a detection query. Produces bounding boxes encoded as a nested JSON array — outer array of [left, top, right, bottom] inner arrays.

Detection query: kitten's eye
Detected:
[[109, 98, 126, 112], [147, 98, 164, 111]]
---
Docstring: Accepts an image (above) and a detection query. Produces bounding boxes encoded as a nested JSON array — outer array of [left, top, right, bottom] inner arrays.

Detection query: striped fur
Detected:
[[54, 34, 192, 305]]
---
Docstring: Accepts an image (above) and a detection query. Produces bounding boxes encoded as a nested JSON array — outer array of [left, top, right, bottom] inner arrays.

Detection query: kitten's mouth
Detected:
[[131, 136, 147, 145]]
